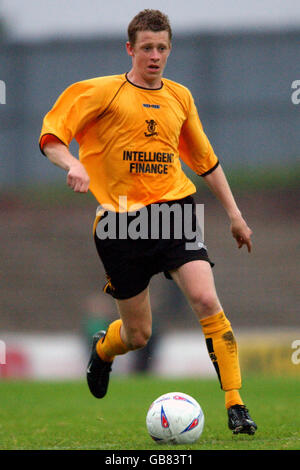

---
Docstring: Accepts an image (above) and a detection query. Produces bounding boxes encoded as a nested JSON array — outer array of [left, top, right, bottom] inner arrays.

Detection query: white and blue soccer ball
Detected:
[[146, 392, 204, 444]]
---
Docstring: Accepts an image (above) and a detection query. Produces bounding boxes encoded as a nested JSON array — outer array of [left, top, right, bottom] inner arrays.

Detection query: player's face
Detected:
[[126, 30, 171, 88]]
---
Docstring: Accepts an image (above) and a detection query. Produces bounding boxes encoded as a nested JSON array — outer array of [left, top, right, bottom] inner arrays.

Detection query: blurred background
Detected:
[[0, 0, 299, 380]]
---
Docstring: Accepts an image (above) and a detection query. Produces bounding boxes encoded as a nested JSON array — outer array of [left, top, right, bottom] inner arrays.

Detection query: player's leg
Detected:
[[90, 211, 155, 397], [87, 287, 152, 399], [170, 260, 242, 395], [170, 259, 222, 320], [170, 260, 257, 434], [97, 287, 152, 360]]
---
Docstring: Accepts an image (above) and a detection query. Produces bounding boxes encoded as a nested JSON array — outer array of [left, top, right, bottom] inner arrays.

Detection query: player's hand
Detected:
[[67, 161, 90, 193], [230, 215, 253, 253]]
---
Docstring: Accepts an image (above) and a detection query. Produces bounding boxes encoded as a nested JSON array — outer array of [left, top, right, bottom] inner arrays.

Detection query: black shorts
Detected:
[[94, 195, 213, 299]]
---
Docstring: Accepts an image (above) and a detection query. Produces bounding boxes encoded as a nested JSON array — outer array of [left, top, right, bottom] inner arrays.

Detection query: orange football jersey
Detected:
[[40, 74, 219, 211]]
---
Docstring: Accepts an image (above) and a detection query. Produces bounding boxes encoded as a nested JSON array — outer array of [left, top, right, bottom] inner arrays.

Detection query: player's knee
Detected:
[[190, 291, 220, 317], [127, 328, 151, 350]]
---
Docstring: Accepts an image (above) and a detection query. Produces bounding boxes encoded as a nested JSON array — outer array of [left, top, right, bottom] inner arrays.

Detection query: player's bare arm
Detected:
[[203, 164, 252, 252], [43, 141, 90, 193]]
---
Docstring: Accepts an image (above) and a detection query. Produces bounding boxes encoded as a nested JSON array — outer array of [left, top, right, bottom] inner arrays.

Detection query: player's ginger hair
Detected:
[[127, 9, 172, 46]]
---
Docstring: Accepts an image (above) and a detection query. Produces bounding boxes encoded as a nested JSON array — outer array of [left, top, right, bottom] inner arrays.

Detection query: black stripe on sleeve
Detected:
[[39, 133, 68, 156], [199, 160, 220, 177]]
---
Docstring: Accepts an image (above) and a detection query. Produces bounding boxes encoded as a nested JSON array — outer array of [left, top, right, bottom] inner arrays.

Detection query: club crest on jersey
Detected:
[[145, 119, 158, 137]]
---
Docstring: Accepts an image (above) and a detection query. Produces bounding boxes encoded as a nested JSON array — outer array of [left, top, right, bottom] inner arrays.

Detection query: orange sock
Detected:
[[225, 390, 244, 409], [96, 319, 129, 362], [200, 311, 242, 392]]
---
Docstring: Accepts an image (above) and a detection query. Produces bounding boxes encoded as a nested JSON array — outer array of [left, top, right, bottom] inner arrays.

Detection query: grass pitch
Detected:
[[0, 375, 299, 451]]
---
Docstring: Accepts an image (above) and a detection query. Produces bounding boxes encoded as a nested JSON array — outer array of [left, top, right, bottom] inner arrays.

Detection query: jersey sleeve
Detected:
[[39, 79, 111, 154], [178, 92, 219, 176]]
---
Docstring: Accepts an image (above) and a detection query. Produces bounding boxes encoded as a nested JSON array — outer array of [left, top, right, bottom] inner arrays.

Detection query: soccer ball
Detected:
[[146, 392, 204, 444]]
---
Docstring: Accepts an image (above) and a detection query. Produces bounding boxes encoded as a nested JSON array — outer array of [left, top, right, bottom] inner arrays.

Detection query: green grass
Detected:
[[0, 375, 299, 450]]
